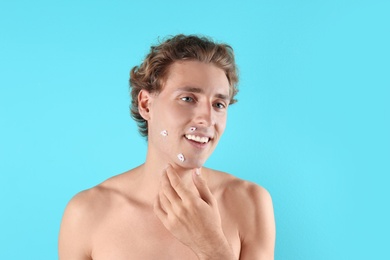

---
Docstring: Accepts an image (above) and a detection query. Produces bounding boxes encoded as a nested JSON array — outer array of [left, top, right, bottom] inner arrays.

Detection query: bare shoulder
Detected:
[[208, 168, 273, 210], [207, 168, 276, 259], [60, 169, 136, 227], [60, 183, 110, 226], [58, 170, 135, 259]]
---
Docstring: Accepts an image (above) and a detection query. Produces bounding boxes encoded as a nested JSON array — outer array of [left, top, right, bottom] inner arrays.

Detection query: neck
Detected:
[[134, 148, 201, 205]]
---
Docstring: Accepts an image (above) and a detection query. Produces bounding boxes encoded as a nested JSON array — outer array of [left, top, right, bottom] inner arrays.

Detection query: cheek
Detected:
[[167, 105, 193, 126], [152, 105, 189, 137], [216, 113, 228, 133]]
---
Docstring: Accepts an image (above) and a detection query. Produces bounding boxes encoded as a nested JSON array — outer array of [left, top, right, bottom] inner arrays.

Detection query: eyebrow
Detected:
[[176, 86, 230, 101]]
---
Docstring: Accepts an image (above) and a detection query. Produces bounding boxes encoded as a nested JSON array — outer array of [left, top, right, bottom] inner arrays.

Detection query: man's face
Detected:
[[147, 60, 230, 169]]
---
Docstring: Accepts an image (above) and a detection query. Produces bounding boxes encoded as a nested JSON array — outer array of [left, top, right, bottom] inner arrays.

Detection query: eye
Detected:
[[214, 102, 226, 109], [181, 96, 194, 102]]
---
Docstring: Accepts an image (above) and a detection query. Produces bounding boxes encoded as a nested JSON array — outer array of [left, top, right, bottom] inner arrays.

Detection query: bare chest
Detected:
[[90, 204, 241, 260]]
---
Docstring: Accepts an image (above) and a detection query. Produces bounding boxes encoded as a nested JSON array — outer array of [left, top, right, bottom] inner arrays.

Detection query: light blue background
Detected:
[[1, 0, 389, 259]]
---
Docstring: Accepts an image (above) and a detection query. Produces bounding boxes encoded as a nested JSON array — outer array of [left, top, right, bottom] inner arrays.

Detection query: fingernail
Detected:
[[195, 168, 200, 176]]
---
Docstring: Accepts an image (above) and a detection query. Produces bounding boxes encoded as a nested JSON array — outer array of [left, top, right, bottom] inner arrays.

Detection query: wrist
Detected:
[[196, 236, 236, 260]]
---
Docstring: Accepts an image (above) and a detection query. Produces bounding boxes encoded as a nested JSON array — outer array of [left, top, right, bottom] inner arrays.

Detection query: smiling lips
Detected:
[[185, 134, 210, 144]]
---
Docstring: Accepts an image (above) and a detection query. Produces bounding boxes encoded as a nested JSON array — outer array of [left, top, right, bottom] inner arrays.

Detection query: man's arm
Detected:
[[238, 184, 276, 260], [58, 192, 92, 260]]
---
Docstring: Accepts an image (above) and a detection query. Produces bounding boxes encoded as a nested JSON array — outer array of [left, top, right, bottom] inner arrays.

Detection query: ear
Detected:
[[138, 89, 153, 121]]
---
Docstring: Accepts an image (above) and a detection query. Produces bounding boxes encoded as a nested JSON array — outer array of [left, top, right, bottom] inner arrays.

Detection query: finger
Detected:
[[154, 194, 167, 221], [161, 169, 182, 204], [165, 165, 190, 200], [158, 188, 173, 213], [192, 168, 215, 205]]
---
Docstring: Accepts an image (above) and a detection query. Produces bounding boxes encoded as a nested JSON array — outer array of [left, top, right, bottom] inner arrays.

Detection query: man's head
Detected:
[[129, 34, 239, 137]]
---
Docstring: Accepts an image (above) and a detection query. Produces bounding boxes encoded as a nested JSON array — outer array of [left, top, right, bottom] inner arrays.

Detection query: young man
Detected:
[[59, 35, 275, 260]]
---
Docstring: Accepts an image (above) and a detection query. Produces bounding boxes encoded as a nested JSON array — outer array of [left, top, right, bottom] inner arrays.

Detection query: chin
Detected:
[[179, 158, 206, 170], [183, 160, 206, 169]]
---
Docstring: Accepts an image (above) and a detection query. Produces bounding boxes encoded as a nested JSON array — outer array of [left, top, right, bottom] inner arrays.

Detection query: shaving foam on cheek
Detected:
[[160, 130, 168, 137], [177, 153, 185, 162]]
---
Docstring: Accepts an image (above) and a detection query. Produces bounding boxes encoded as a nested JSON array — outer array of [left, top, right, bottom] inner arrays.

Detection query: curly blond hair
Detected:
[[129, 34, 239, 137]]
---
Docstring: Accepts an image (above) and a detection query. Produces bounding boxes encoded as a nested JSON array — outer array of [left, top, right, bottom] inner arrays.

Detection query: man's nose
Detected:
[[194, 102, 215, 126]]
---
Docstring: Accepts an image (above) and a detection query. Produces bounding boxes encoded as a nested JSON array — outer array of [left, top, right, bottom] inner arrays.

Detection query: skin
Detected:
[[58, 60, 276, 259]]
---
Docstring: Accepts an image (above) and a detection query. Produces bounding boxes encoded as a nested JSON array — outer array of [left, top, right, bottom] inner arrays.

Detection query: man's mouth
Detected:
[[185, 134, 210, 144]]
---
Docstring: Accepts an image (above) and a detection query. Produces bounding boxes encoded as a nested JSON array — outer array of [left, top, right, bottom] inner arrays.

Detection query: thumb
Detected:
[[192, 168, 214, 204]]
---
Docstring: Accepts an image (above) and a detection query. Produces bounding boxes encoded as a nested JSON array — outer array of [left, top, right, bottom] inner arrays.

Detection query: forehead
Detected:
[[162, 60, 230, 95]]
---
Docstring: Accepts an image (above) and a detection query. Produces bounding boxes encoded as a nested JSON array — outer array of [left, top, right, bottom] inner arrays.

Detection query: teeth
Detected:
[[185, 134, 209, 143]]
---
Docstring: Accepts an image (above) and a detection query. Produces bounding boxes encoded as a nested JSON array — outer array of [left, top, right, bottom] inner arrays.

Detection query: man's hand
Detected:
[[154, 165, 235, 260]]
